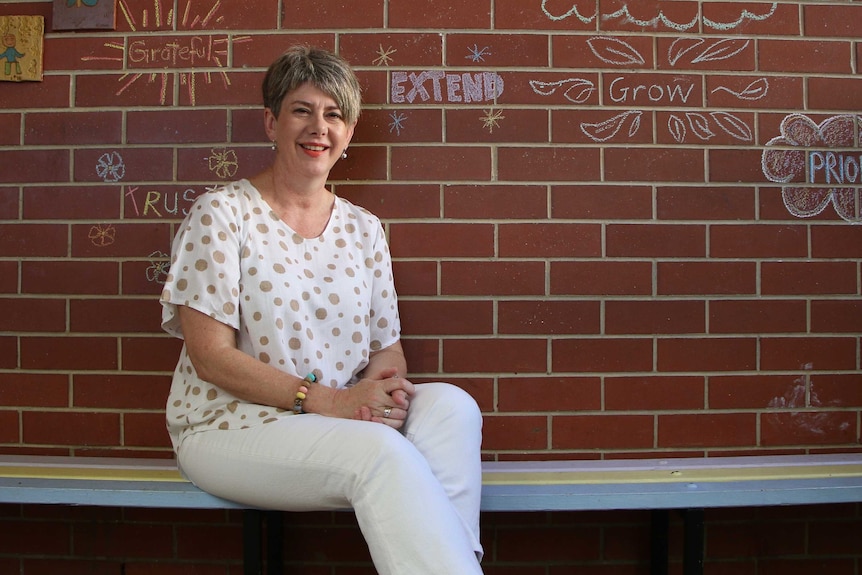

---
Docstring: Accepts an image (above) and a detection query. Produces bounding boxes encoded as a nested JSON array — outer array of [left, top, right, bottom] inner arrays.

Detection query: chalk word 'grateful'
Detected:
[[391, 71, 504, 104]]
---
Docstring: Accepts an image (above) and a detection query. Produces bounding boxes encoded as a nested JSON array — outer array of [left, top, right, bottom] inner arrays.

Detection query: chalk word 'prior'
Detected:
[[608, 76, 696, 105], [391, 71, 504, 104], [809, 152, 862, 186], [126, 186, 197, 218], [128, 35, 228, 68]]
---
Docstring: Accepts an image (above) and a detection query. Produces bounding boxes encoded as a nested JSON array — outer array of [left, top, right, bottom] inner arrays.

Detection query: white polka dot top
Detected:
[[160, 179, 401, 449]]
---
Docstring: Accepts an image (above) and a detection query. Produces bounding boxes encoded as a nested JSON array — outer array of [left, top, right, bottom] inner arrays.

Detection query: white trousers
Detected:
[[177, 382, 484, 574]]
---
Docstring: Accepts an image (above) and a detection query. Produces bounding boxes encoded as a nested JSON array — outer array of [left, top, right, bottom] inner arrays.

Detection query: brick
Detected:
[[702, 2, 801, 36], [441, 261, 546, 296], [761, 411, 858, 447], [121, 336, 183, 372], [232, 33, 334, 68], [340, 33, 442, 68], [605, 148, 704, 182], [657, 338, 756, 372], [21, 261, 119, 295], [0, 187, 18, 219], [448, 108, 549, 144], [70, 299, 162, 334], [354, 108, 442, 144], [0, 113, 20, 145], [391, 146, 491, 181], [73, 374, 170, 410], [187, 0, 279, 29], [552, 185, 652, 220], [709, 374, 810, 410], [25, 111, 122, 146], [710, 225, 808, 258], [759, 39, 851, 74], [498, 147, 601, 182], [23, 185, 122, 220], [474, 414, 549, 451], [554, 34, 653, 69], [810, 374, 862, 408], [3, 75, 71, 109], [658, 261, 756, 295], [707, 520, 806, 558], [401, 337, 439, 374], [390, 223, 493, 258], [20, 337, 118, 371], [0, 411, 18, 442], [73, 147, 174, 184], [658, 110, 756, 147], [552, 338, 653, 373], [0, 520, 70, 555], [498, 525, 601, 561], [762, 261, 858, 295], [710, 300, 807, 334], [811, 298, 862, 334], [498, 300, 601, 335], [504, 71, 601, 106], [499, 223, 601, 257], [124, 413, 171, 448], [0, 374, 68, 407], [175, 145, 270, 184], [449, 33, 548, 68], [230, 108, 268, 143], [658, 413, 756, 448], [761, 337, 858, 371], [552, 109, 653, 145], [71, 222, 172, 258], [607, 224, 706, 257], [330, 146, 389, 182], [0, 261, 17, 293], [808, 77, 862, 111], [392, 261, 437, 296], [22, 411, 120, 446], [605, 300, 705, 335], [707, 75, 803, 111], [75, 73, 176, 107], [0, 298, 66, 333], [553, 415, 654, 450], [0, 224, 68, 257], [389, 0, 490, 28], [605, 376, 704, 411], [113, 0, 174, 32], [657, 186, 754, 220], [444, 185, 547, 219], [551, 261, 652, 296], [443, 338, 547, 373], [43, 36, 125, 71], [708, 149, 766, 183], [0, 337, 16, 369], [180, 70, 264, 107], [804, 4, 862, 38], [808, 520, 862, 555], [337, 184, 439, 219], [127, 110, 228, 144], [495, 0, 595, 31], [657, 36, 754, 72], [812, 225, 862, 258], [73, 521, 173, 558], [498, 376, 601, 412], [0, 150, 70, 184], [283, 0, 383, 27], [398, 300, 493, 336]]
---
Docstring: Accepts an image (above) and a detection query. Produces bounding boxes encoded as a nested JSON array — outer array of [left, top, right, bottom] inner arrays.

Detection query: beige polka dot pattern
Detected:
[[160, 180, 401, 449]]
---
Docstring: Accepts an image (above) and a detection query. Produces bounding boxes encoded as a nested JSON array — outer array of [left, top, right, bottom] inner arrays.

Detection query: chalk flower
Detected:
[[762, 114, 862, 223]]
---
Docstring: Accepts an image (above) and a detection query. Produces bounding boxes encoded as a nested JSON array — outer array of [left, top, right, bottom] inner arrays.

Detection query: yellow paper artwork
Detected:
[[0, 15, 44, 82]]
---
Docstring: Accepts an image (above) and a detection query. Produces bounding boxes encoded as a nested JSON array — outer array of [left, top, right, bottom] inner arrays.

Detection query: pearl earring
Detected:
[[271, 140, 277, 151], [341, 149, 348, 159]]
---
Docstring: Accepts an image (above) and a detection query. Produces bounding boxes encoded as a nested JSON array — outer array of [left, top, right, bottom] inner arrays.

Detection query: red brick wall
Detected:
[[1, 0, 860, 572]]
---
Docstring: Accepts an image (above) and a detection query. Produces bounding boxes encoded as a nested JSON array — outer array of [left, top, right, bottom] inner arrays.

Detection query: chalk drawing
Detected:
[[711, 78, 768, 101], [668, 111, 753, 144], [766, 371, 841, 437], [466, 44, 491, 63], [373, 44, 396, 66], [88, 224, 116, 247], [388, 112, 407, 136], [763, 114, 862, 223], [146, 250, 170, 284], [96, 151, 125, 182], [391, 71, 504, 104], [541, 2, 778, 31], [480, 108, 504, 133], [125, 186, 197, 217], [608, 76, 695, 105], [587, 36, 644, 66], [529, 78, 595, 104], [668, 37, 750, 66], [207, 147, 238, 180], [581, 111, 641, 143]]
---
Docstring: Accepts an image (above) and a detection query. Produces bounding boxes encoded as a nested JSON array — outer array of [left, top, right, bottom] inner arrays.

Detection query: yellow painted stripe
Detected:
[[481, 465, 862, 486], [0, 466, 187, 482]]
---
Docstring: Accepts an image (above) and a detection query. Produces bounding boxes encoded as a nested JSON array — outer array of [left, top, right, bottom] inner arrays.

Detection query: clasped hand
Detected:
[[349, 367, 414, 430]]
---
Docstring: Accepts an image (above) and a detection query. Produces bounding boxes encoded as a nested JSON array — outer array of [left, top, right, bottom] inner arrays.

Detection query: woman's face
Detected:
[[265, 82, 356, 181]]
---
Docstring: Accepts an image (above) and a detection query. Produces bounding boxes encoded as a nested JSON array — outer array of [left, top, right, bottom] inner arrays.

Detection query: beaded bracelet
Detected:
[[292, 373, 318, 414]]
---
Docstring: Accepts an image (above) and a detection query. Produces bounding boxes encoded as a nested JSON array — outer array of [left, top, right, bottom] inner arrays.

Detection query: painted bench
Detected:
[[2, 453, 862, 575]]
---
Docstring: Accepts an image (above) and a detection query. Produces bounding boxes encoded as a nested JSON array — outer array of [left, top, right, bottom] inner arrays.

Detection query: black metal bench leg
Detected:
[[682, 508, 705, 575], [243, 509, 264, 575], [650, 509, 670, 575], [265, 510, 284, 575]]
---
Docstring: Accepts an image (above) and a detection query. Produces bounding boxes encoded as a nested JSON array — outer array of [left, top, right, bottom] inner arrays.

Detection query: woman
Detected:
[[159, 46, 484, 574]]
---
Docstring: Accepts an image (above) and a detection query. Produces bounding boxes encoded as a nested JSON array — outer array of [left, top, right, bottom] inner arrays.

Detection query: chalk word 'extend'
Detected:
[[391, 71, 504, 104], [810, 152, 862, 186]]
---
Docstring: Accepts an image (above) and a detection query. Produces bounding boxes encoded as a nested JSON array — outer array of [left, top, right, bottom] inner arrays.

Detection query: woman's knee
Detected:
[[411, 382, 482, 432]]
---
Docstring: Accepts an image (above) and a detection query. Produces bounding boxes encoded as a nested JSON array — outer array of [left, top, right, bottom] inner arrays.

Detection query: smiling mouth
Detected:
[[301, 144, 329, 152]]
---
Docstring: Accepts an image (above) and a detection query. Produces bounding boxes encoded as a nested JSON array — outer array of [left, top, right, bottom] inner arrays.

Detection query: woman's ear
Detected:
[[263, 108, 277, 142]]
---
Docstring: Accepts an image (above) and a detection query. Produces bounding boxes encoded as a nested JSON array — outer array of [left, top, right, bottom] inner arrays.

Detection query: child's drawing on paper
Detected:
[[0, 16, 43, 82]]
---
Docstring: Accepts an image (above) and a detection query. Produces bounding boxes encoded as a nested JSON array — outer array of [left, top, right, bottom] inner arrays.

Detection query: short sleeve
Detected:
[[160, 189, 243, 338], [367, 219, 401, 352]]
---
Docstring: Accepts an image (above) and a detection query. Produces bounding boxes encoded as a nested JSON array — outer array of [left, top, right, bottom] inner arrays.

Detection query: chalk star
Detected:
[[389, 112, 407, 136], [466, 44, 491, 62], [480, 108, 505, 133], [373, 44, 397, 66]]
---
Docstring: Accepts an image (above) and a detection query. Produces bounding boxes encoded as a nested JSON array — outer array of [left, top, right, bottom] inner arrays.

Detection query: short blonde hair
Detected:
[[262, 46, 361, 125]]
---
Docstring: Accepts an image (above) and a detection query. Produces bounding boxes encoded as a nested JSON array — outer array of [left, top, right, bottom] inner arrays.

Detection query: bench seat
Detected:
[[2, 453, 861, 575]]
